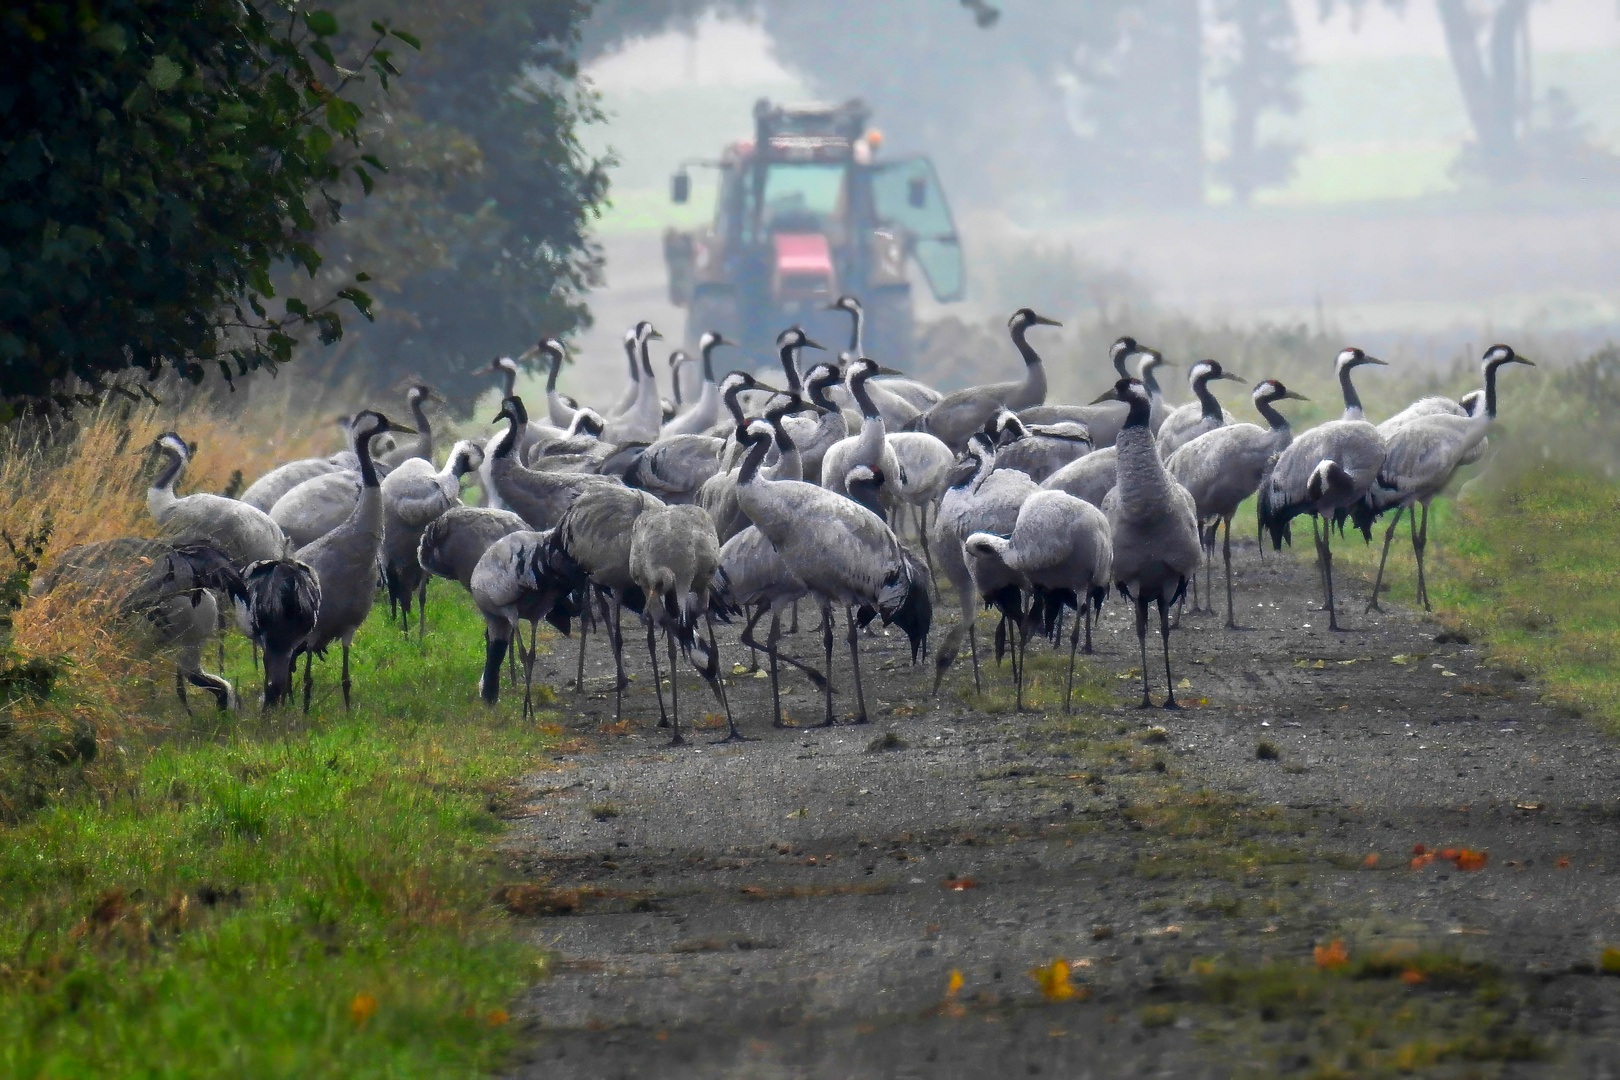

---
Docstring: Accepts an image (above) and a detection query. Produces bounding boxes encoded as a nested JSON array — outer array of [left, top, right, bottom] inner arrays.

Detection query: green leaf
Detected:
[[303, 11, 338, 37], [360, 154, 388, 173], [310, 40, 335, 67], [147, 55, 183, 91], [336, 287, 373, 320], [391, 29, 421, 49], [208, 153, 244, 170], [354, 271, 371, 282], [305, 126, 332, 161], [284, 298, 310, 318], [323, 98, 360, 135], [88, 22, 127, 54], [353, 165, 373, 195], [313, 311, 343, 345]]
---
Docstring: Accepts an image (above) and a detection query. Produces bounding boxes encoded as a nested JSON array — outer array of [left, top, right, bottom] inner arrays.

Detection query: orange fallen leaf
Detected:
[[486, 1009, 509, 1026], [1411, 844, 1426, 856], [1439, 847, 1459, 862], [1454, 849, 1488, 872], [1362, 853, 1379, 868], [1400, 968, 1426, 986], [1556, 856, 1571, 869], [942, 877, 978, 891], [945, 969, 964, 999], [1314, 939, 1349, 970], [1029, 958, 1078, 1001], [349, 993, 378, 1025]]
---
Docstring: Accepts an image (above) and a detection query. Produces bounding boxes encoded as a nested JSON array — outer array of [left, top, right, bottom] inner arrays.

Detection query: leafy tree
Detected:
[[0, 0, 413, 420], [1212, 0, 1301, 205], [273, 0, 611, 416]]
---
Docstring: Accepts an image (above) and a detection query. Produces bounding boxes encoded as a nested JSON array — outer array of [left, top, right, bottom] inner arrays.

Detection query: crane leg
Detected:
[[340, 642, 352, 711], [302, 650, 313, 716], [521, 620, 539, 721], [480, 627, 509, 707], [1205, 527, 1217, 614], [575, 612, 589, 694], [646, 620, 669, 728], [1314, 517, 1340, 631], [844, 605, 869, 724], [742, 606, 826, 690], [1414, 502, 1431, 611], [1158, 595, 1180, 709], [706, 614, 748, 742], [507, 611, 520, 687], [918, 505, 940, 601], [1366, 505, 1405, 613], [175, 666, 192, 716], [418, 579, 429, 642], [1064, 609, 1080, 714], [1135, 594, 1153, 709], [665, 628, 684, 746], [1223, 516, 1238, 629], [1013, 613, 1029, 713], [767, 609, 786, 728], [1084, 593, 1095, 655], [611, 599, 629, 692], [817, 600, 837, 726], [790, 599, 800, 635], [968, 621, 981, 693]]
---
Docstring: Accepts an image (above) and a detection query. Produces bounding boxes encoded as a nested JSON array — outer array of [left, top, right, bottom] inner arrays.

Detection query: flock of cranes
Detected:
[[39, 294, 1533, 737]]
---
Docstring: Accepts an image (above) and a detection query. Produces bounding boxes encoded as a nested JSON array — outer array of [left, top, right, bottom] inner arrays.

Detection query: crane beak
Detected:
[[1362, 356, 1389, 366], [388, 422, 419, 435], [1089, 388, 1120, 404], [751, 380, 785, 395], [1515, 356, 1537, 366], [712, 334, 733, 347], [1281, 390, 1310, 401], [1221, 373, 1247, 384], [1033, 315, 1063, 327], [647, 329, 665, 341], [874, 365, 906, 377], [801, 337, 827, 352]]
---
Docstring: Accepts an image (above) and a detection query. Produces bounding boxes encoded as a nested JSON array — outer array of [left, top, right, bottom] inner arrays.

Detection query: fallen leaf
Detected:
[[349, 993, 378, 1025], [1411, 844, 1426, 855], [1362, 853, 1379, 868], [753, 670, 769, 679], [1392, 655, 1412, 665], [1400, 968, 1426, 986], [942, 877, 978, 891], [1439, 848, 1459, 861], [1454, 849, 1488, 872], [945, 969, 964, 998], [486, 1009, 509, 1026], [1029, 958, 1079, 1001], [1314, 939, 1349, 970], [1556, 856, 1571, 869], [731, 663, 750, 674], [1176, 678, 1192, 689], [1312, 659, 1326, 669], [786, 808, 807, 819], [1600, 948, 1620, 975]]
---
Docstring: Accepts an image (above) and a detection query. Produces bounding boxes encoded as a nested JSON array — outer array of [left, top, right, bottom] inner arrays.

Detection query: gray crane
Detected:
[[623, 431, 724, 505], [268, 467, 363, 550], [712, 526, 827, 726], [293, 409, 416, 712], [735, 420, 931, 727], [629, 504, 738, 743], [606, 324, 649, 418], [1259, 348, 1389, 629], [698, 394, 801, 545], [1357, 345, 1534, 612], [377, 385, 436, 470], [534, 484, 668, 722], [1154, 360, 1243, 459], [1093, 378, 1201, 709], [780, 362, 849, 484], [147, 433, 290, 566], [821, 357, 904, 506], [964, 489, 1113, 713], [1166, 379, 1307, 626], [381, 439, 484, 638], [417, 504, 534, 692], [1038, 349, 1170, 505], [906, 308, 1061, 452], [469, 528, 577, 718], [489, 396, 621, 530], [931, 433, 1038, 694], [240, 456, 344, 514], [829, 294, 939, 411], [35, 538, 247, 712], [601, 322, 665, 446], [988, 409, 1092, 483], [660, 332, 732, 438], [1017, 336, 1142, 448], [242, 557, 320, 710]]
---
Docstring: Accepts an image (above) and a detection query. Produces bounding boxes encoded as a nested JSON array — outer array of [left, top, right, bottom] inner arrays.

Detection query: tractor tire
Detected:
[[863, 285, 914, 367], [687, 285, 740, 353]]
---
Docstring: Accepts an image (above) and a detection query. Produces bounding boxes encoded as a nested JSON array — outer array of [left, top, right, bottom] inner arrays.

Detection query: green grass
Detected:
[[1332, 463, 1620, 732], [0, 581, 562, 1077]]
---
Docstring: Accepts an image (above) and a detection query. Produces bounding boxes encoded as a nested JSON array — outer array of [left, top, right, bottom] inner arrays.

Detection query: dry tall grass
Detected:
[[0, 381, 333, 768]]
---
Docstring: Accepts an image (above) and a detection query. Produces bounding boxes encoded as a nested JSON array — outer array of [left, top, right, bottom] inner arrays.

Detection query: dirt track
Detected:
[[499, 538, 1620, 1078]]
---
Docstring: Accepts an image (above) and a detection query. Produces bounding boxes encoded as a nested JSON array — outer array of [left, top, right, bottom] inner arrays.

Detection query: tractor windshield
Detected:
[[758, 163, 847, 233]]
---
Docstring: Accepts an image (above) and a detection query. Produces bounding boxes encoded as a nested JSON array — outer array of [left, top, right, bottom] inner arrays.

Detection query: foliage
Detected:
[[0, 580, 561, 1074], [277, 0, 611, 415], [1210, 0, 1301, 204], [0, 0, 417, 420]]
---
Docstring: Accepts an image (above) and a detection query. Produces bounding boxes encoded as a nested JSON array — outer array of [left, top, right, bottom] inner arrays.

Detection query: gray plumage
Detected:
[[381, 439, 483, 637], [821, 358, 903, 506], [489, 395, 622, 531], [377, 384, 436, 470], [242, 557, 319, 709], [1358, 345, 1532, 612], [1016, 336, 1143, 448], [469, 529, 573, 716], [419, 506, 529, 592], [1166, 379, 1305, 626], [146, 433, 290, 566], [1154, 359, 1243, 459], [269, 469, 361, 550], [907, 308, 1059, 453], [624, 433, 724, 504], [736, 420, 931, 726], [1259, 348, 1389, 629], [964, 489, 1113, 712], [661, 332, 731, 438], [989, 410, 1092, 483], [240, 457, 343, 513], [780, 362, 849, 484], [294, 410, 414, 710], [1041, 445, 1118, 508], [1098, 378, 1200, 709], [36, 537, 246, 711], [601, 322, 666, 446], [698, 400, 803, 545]]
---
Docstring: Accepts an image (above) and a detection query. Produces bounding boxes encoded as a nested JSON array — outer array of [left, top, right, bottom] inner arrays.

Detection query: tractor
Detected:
[[663, 98, 963, 367]]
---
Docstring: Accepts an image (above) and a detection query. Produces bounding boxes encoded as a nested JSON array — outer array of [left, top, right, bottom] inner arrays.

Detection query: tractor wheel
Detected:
[[863, 284, 914, 367], [687, 285, 740, 353]]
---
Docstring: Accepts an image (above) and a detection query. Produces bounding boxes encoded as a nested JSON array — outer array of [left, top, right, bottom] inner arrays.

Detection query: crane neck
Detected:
[[354, 424, 382, 489], [546, 350, 562, 393], [148, 446, 184, 518], [639, 336, 655, 379], [493, 412, 522, 461], [1122, 390, 1153, 431], [623, 340, 639, 384], [1192, 371, 1223, 421], [779, 342, 804, 396], [849, 368, 880, 420], [1254, 395, 1290, 432], [1141, 363, 1163, 398], [846, 306, 863, 355], [1481, 357, 1511, 420], [738, 433, 772, 487], [699, 340, 718, 384], [409, 395, 432, 460], [1010, 322, 1044, 370], [672, 368, 683, 408], [1338, 364, 1365, 420], [500, 364, 517, 399], [806, 378, 838, 414]]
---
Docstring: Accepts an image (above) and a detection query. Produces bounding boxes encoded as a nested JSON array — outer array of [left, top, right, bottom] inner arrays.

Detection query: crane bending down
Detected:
[[735, 420, 931, 727]]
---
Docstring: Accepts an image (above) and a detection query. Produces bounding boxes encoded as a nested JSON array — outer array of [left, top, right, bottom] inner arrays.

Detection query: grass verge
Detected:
[[1333, 462, 1620, 732], [1, 580, 561, 1077]]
